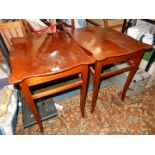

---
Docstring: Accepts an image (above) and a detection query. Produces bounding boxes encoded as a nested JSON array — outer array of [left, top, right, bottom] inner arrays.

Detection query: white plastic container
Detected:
[[146, 61, 155, 88], [110, 63, 151, 96]]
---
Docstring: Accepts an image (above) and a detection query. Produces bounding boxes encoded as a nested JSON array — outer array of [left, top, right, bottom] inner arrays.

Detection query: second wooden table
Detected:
[[69, 27, 152, 113]]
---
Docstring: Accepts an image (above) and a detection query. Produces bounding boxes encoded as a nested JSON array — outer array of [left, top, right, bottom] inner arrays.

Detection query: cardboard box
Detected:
[[0, 87, 18, 135]]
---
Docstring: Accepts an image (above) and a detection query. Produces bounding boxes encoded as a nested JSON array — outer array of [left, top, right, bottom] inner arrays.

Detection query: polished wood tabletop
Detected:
[[9, 32, 95, 84], [69, 27, 152, 61]]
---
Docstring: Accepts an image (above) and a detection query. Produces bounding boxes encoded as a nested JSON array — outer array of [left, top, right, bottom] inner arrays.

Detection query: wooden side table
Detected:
[[69, 27, 152, 113], [9, 32, 95, 133]]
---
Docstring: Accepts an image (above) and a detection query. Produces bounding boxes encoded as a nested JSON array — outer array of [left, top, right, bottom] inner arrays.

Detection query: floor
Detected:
[[16, 84, 155, 135]]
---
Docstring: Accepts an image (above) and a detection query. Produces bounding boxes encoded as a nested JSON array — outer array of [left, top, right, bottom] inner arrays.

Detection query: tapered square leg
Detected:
[[20, 81, 44, 133], [80, 65, 89, 117], [91, 62, 102, 113], [121, 52, 144, 101]]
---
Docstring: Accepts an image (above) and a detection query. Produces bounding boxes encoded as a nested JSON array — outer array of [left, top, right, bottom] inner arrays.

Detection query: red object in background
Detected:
[[32, 24, 56, 34], [26, 19, 57, 35]]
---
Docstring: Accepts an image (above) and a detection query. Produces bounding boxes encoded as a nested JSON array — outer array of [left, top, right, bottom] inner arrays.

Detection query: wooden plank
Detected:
[[8, 29, 14, 38], [32, 80, 83, 99], [100, 66, 132, 78], [0, 30, 11, 50], [0, 21, 21, 30], [15, 28, 19, 37]]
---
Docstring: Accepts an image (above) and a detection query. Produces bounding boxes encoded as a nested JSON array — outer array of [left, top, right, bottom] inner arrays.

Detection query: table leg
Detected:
[[19, 81, 44, 133], [80, 65, 89, 117], [91, 62, 102, 113], [121, 52, 144, 101]]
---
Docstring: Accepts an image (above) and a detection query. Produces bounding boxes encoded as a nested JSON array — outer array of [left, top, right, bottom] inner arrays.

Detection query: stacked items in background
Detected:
[[127, 20, 155, 71], [110, 20, 155, 96], [0, 86, 18, 135], [0, 65, 18, 135]]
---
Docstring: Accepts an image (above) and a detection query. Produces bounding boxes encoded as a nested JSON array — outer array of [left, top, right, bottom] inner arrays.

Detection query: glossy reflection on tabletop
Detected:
[[9, 32, 95, 84]]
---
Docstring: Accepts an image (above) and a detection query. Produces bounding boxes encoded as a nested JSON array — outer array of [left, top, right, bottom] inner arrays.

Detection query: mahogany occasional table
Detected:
[[9, 32, 95, 133], [69, 27, 152, 113]]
